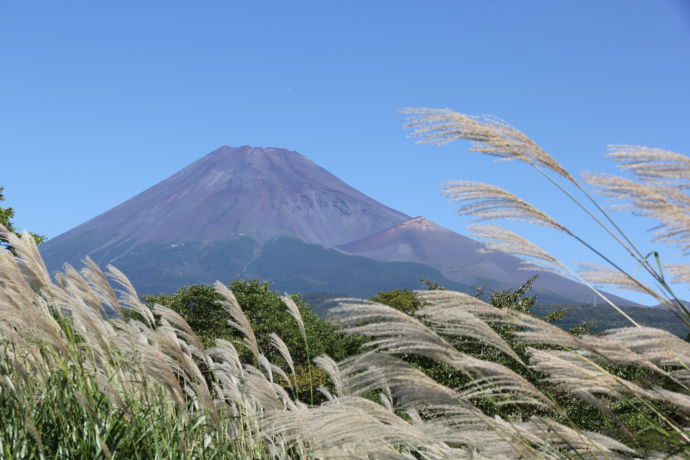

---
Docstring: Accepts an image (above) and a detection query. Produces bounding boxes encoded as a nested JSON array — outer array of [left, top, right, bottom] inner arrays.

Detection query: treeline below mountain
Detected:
[[531, 303, 690, 338], [303, 288, 690, 338]]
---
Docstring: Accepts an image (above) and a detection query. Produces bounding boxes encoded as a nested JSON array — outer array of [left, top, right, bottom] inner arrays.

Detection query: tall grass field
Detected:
[[1, 110, 689, 458]]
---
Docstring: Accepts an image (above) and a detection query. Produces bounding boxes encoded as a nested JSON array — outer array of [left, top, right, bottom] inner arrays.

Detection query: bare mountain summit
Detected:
[[42, 146, 459, 296], [42, 145, 410, 264], [41, 145, 639, 305]]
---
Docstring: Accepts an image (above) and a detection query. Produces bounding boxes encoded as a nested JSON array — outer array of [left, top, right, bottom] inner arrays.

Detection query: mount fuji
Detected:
[[40, 145, 638, 305]]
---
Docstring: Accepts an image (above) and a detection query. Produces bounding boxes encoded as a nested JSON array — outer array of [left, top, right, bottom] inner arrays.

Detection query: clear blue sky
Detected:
[[2, 1, 689, 305]]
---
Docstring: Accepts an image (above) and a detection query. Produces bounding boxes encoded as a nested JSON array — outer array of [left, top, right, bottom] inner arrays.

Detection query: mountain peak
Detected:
[[378, 216, 450, 235], [40, 145, 640, 307], [198, 144, 307, 165], [41, 145, 410, 270], [181, 145, 323, 186], [338, 216, 470, 256], [398, 216, 436, 230], [209, 145, 305, 158]]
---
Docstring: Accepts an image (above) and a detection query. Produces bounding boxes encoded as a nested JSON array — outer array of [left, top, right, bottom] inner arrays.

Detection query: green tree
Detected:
[[141, 280, 363, 367], [420, 278, 446, 291], [139, 280, 365, 401], [369, 288, 424, 316], [0, 186, 46, 248]]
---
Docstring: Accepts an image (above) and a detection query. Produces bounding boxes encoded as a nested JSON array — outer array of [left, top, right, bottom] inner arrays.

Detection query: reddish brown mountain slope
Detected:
[[41, 145, 411, 262], [338, 217, 639, 306]]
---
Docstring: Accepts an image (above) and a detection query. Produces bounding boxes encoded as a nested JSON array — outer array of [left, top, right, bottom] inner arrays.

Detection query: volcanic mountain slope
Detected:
[[41, 144, 638, 304], [41, 145, 410, 269], [41, 146, 469, 296], [338, 216, 639, 306]]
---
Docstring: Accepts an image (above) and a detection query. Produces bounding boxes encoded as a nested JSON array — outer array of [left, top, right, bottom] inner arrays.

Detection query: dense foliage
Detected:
[[370, 278, 688, 453], [139, 280, 364, 398], [143, 280, 362, 361]]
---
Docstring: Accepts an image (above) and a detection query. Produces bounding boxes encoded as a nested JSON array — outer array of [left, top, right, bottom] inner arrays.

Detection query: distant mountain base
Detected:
[[242, 237, 473, 298], [54, 236, 473, 298], [302, 293, 689, 339], [531, 304, 690, 338], [46, 231, 688, 337]]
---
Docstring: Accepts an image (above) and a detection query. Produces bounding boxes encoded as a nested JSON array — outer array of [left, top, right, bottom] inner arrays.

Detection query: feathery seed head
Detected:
[[214, 281, 260, 360], [607, 145, 690, 185], [442, 181, 569, 234], [467, 224, 569, 276], [583, 172, 690, 253], [269, 333, 296, 376], [575, 262, 655, 295], [281, 294, 307, 343], [402, 108, 575, 182]]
